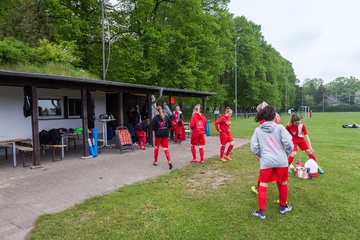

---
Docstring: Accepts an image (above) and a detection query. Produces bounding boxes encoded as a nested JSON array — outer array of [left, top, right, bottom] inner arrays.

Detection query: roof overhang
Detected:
[[0, 70, 216, 98]]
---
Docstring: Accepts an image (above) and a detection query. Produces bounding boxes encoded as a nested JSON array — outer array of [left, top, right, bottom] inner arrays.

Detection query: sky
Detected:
[[228, 0, 360, 83]]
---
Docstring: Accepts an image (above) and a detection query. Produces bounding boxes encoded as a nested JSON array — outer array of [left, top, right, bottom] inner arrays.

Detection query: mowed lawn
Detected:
[[30, 112, 360, 240]]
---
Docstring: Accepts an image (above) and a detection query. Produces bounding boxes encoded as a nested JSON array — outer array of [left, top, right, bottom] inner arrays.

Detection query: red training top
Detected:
[[286, 123, 308, 142], [190, 113, 207, 135], [214, 114, 231, 133]]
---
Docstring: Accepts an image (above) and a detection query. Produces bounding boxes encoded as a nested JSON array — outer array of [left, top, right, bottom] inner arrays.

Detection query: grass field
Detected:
[[30, 112, 360, 240]]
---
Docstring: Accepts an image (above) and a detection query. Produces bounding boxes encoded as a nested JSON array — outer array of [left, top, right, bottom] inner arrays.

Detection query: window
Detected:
[[68, 98, 82, 117], [38, 99, 62, 118]]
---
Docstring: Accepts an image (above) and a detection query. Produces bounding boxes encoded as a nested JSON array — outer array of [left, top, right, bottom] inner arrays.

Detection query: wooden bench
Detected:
[[42, 145, 67, 162], [0, 144, 12, 160], [16, 146, 33, 167], [18, 139, 32, 145]]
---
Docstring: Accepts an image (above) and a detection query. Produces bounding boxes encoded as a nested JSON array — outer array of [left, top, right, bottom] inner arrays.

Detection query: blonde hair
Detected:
[[193, 104, 201, 113], [156, 106, 166, 121], [225, 107, 233, 114], [256, 102, 268, 112]]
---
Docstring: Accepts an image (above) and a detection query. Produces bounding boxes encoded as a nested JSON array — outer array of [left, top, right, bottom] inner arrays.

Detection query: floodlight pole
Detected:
[[101, 0, 106, 80], [285, 81, 288, 112], [234, 37, 240, 120], [302, 85, 304, 106]]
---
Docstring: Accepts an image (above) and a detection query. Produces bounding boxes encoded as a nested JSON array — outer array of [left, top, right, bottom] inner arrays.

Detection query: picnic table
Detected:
[[61, 133, 81, 159], [0, 137, 25, 167]]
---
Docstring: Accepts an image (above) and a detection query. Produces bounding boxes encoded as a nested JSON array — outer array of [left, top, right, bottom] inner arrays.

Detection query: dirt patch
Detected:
[[186, 170, 234, 194]]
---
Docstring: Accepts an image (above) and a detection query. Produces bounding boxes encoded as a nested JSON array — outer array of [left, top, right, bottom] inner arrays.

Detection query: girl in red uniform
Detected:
[[286, 114, 317, 166], [214, 107, 234, 162], [251, 106, 294, 220], [172, 106, 185, 144], [151, 106, 173, 169], [189, 104, 207, 164], [135, 119, 150, 150], [251, 102, 281, 195]]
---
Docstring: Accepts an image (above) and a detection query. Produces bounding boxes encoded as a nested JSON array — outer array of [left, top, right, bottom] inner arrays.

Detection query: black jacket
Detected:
[[151, 115, 172, 138]]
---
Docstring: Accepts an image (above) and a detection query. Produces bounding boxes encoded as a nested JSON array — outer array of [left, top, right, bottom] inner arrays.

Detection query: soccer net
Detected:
[[298, 106, 310, 119]]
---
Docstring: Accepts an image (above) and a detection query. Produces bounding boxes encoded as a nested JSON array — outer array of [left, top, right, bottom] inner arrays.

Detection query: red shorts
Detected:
[[135, 130, 146, 137], [220, 132, 233, 145], [155, 137, 169, 148], [258, 167, 288, 183], [191, 133, 206, 146], [293, 140, 309, 152]]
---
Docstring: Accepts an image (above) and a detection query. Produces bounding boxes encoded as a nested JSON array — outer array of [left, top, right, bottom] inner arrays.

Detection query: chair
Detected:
[[115, 126, 135, 153], [184, 123, 191, 138]]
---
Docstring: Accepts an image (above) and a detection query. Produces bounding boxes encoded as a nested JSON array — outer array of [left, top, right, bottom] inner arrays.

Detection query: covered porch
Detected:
[[0, 70, 215, 167]]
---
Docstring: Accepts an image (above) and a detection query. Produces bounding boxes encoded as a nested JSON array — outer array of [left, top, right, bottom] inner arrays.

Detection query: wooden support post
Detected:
[[118, 91, 124, 126], [168, 95, 172, 112], [147, 94, 153, 146], [202, 97, 206, 114], [31, 86, 41, 166], [81, 89, 89, 157]]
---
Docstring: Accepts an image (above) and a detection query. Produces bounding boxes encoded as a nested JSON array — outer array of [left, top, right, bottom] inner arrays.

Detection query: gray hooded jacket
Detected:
[[251, 121, 294, 169]]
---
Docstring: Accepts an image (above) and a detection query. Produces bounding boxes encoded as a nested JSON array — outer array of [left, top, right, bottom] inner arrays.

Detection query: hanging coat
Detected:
[[23, 86, 32, 118]]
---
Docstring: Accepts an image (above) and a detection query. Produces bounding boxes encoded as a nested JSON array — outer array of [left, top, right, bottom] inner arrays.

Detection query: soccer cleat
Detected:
[[318, 166, 325, 174], [252, 210, 266, 220], [224, 155, 233, 161], [251, 186, 258, 195], [279, 205, 292, 215], [219, 158, 227, 162], [190, 159, 197, 163], [168, 163, 173, 169], [199, 160, 204, 164], [153, 162, 158, 166]]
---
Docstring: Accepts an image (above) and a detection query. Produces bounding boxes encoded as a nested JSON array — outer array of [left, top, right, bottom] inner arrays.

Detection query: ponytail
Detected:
[[255, 105, 276, 122], [193, 104, 201, 113], [156, 106, 166, 121], [225, 107, 233, 114], [290, 114, 301, 124]]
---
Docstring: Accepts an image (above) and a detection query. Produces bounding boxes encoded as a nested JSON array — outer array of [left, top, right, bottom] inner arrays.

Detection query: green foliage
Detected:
[[0, 0, 298, 111], [0, 37, 80, 65], [298, 77, 360, 111], [36, 39, 80, 65], [0, 37, 35, 64], [0, 62, 99, 79]]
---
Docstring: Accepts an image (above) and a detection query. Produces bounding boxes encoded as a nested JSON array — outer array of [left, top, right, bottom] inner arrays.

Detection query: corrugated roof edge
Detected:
[[0, 69, 217, 97]]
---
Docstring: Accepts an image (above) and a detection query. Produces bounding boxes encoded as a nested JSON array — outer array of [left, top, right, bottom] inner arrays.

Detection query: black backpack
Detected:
[[39, 130, 50, 145], [48, 129, 62, 145]]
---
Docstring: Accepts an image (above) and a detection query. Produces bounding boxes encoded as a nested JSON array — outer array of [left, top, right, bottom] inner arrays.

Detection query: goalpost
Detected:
[[298, 106, 310, 119]]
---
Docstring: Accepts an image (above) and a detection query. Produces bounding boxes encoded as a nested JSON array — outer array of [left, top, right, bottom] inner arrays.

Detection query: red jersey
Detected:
[[190, 113, 207, 135], [173, 111, 183, 122], [214, 114, 231, 133], [286, 123, 308, 142]]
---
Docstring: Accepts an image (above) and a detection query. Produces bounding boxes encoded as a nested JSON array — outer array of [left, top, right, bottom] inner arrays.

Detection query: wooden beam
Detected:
[[168, 95, 172, 112], [31, 86, 41, 166], [118, 91, 124, 126], [81, 89, 89, 157], [147, 94, 153, 146], [202, 97, 206, 114]]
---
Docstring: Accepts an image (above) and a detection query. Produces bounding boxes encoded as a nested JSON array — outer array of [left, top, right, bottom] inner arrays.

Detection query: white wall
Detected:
[[0, 86, 32, 139], [93, 91, 107, 131], [0, 86, 107, 139]]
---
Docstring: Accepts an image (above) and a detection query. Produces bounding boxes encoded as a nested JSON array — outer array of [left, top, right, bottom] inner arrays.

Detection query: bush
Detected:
[[35, 39, 80, 65], [0, 37, 80, 65], [0, 37, 35, 64]]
